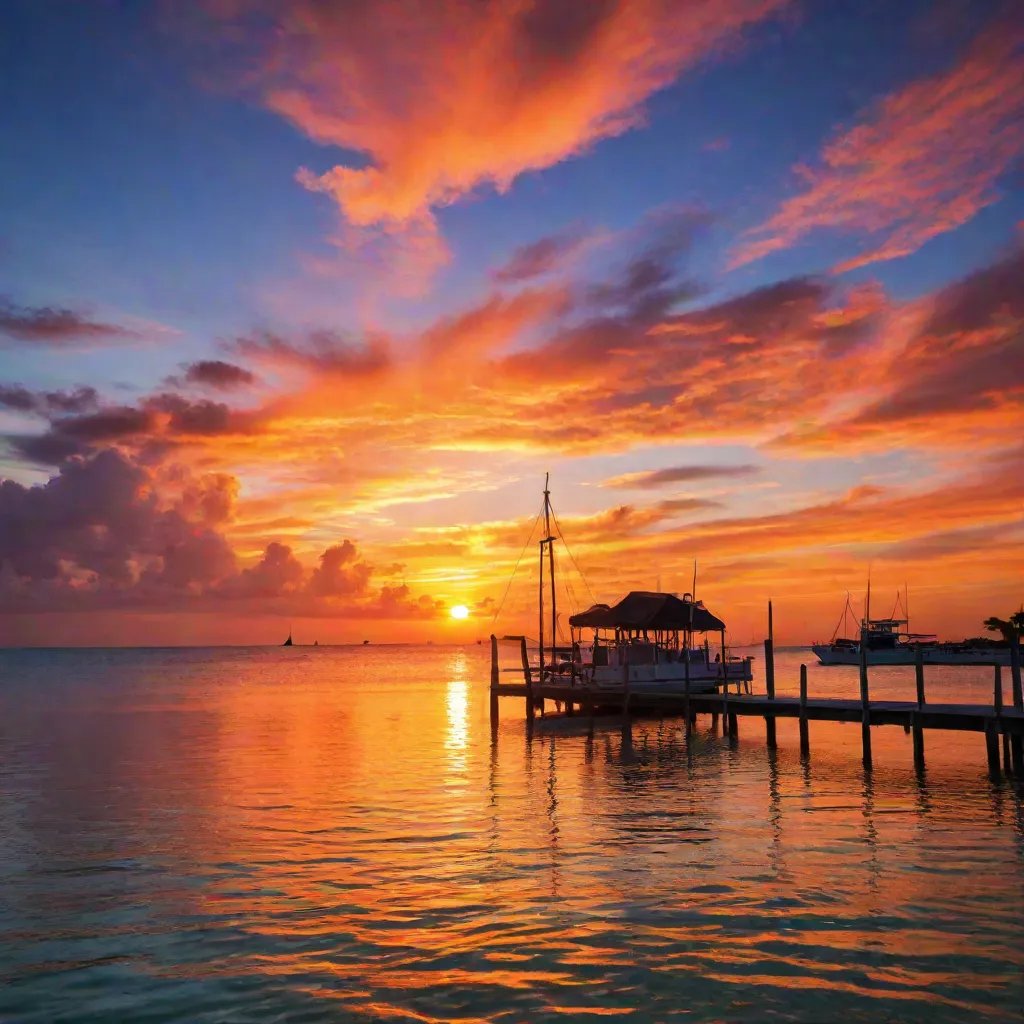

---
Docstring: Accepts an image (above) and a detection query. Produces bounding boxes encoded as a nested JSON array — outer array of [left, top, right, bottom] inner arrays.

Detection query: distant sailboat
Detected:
[[282, 630, 293, 647], [313, 640, 318, 647]]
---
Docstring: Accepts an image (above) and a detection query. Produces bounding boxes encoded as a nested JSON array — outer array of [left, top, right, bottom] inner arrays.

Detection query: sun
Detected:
[[450, 604, 470, 620]]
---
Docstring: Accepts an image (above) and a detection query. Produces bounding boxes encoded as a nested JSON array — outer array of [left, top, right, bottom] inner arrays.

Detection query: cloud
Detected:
[[232, 330, 391, 376], [604, 464, 759, 488], [492, 228, 589, 284], [733, 13, 1024, 271], [5, 392, 269, 465], [0, 449, 442, 619], [0, 298, 142, 346], [209, 0, 788, 230], [180, 360, 257, 390], [776, 244, 1024, 450]]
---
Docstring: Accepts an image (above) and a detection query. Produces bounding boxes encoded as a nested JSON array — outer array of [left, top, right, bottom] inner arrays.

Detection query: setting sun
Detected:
[[450, 605, 470, 620]]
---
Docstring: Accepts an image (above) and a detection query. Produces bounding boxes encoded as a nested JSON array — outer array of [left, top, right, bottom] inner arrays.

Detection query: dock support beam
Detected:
[[489, 634, 499, 725], [798, 663, 809, 758], [912, 649, 925, 772], [859, 646, 872, 771], [1010, 642, 1023, 776], [520, 635, 535, 724], [764, 601, 776, 749], [985, 719, 1001, 779]]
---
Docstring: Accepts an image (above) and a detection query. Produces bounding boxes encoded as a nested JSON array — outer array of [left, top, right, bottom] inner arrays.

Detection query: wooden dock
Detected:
[[489, 631, 1024, 780]]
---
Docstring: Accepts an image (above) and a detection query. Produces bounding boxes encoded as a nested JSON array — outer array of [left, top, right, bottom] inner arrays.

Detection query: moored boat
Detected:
[[812, 591, 1021, 665], [522, 476, 751, 704], [566, 590, 753, 692]]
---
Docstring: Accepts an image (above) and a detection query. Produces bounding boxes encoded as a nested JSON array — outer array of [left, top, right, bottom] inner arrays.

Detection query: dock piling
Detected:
[[985, 719, 1001, 779], [798, 663, 809, 758], [489, 634, 499, 725], [911, 649, 925, 771], [764, 602, 777, 749], [859, 646, 873, 771]]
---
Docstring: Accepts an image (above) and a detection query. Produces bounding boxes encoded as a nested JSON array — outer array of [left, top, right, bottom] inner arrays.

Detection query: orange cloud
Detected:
[[733, 13, 1024, 270], [216, 0, 789, 228]]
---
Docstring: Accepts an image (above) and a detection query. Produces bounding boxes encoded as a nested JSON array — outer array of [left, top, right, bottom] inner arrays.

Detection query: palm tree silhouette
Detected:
[[984, 609, 1024, 642]]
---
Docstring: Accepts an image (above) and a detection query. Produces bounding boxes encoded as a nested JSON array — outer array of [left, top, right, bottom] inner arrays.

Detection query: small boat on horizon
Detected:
[[282, 631, 293, 647]]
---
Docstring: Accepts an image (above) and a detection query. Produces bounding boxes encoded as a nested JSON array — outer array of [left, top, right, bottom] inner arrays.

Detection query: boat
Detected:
[[567, 590, 753, 693], [282, 631, 293, 647], [528, 476, 752, 702], [812, 590, 1021, 666]]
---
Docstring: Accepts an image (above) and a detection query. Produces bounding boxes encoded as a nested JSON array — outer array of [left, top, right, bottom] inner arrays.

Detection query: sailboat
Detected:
[[532, 475, 752, 695], [812, 586, 1020, 665], [282, 630, 293, 647]]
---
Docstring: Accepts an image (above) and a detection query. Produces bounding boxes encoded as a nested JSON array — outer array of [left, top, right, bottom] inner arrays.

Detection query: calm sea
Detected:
[[1, 645, 1022, 1022]]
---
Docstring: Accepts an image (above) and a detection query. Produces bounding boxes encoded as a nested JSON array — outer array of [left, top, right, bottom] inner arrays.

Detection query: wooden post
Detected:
[[798, 663, 809, 758], [1010, 642, 1023, 776], [994, 665, 1012, 771], [519, 635, 536, 722], [909, 649, 925, 771], [985, 719, 1001, 779], [1011, 640, 1023, 710], [764, 611, 776, 748], [859, 644, 872, 771], [622, 656, 631, 717], [911, 711, 924, 774], [683, 640, 691, 734], [489, 634, 499, 724], [720, 628, 728, 692]]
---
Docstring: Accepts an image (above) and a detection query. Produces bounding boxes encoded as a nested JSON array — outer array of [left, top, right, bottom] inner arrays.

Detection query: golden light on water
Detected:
[[450, 604, 470, 620]]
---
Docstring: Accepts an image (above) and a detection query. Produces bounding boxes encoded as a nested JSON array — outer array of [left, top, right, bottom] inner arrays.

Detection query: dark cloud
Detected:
[[0, 449, 441, 619], [0, 385, 100, 417], [493, 228, 588, 283], [0, 298, 141, 346], [233, 330, 390, 375], [604, 465, 759, 489], [181, 360, 257, 390]]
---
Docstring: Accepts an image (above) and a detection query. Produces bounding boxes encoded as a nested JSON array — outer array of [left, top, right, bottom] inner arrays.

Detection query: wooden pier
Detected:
[[489, 632, 1024, 780]]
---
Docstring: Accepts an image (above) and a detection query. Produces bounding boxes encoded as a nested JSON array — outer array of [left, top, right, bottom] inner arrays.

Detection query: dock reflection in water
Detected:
[[1, 645, 1022, 1022]]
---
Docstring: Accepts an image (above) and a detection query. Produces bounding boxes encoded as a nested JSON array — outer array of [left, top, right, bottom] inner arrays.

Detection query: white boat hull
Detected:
[[549, 655, 752, 694], [812, 644, 1018, 666]]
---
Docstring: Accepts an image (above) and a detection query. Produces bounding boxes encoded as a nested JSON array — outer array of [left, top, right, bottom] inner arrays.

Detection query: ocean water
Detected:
[[1, 644, 1022, 1023]]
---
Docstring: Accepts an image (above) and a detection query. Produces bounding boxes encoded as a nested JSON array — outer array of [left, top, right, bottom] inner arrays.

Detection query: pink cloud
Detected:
[[733, 14, 1024, 271], [213, 0, 788, 228]]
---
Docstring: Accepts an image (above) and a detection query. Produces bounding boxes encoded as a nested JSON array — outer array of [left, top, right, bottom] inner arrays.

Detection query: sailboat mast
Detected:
[[544, 473, 556, 665], [538, 524, 545, 683]]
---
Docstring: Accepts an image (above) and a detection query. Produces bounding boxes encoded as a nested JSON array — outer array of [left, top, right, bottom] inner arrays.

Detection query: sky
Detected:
[[1, 0, 1022, 647]]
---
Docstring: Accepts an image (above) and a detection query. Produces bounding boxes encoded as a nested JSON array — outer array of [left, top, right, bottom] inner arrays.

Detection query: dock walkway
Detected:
[[489, 632, 1024, 780]]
